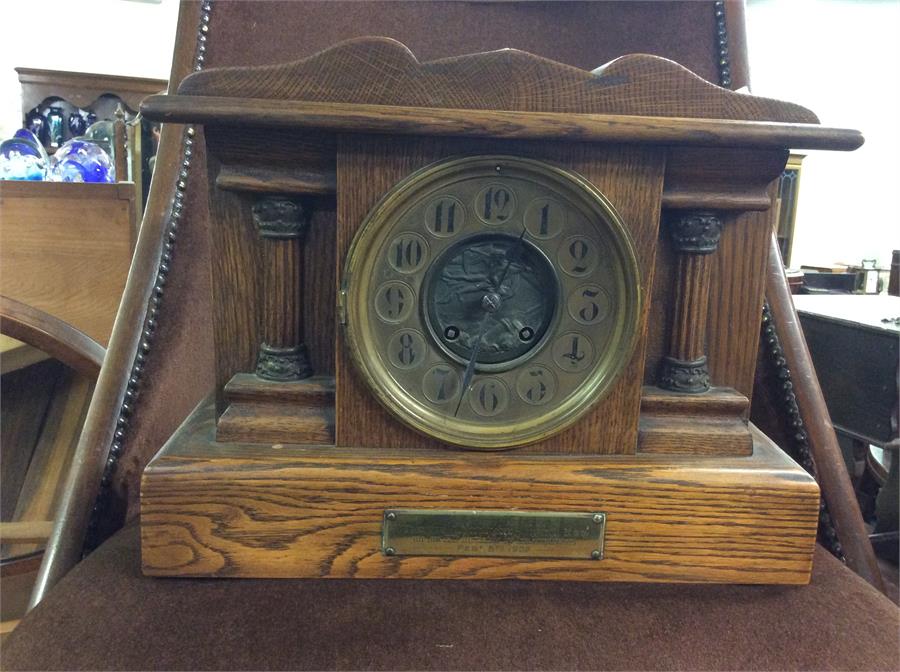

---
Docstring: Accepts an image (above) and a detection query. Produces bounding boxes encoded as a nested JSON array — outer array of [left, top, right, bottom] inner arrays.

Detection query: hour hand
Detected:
[[453, 292, 502, 416]]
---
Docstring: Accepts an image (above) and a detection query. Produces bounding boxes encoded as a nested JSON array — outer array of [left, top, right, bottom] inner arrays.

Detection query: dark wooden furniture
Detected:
[[794, 294, 899, 448], [794, 293, 900, 557], [17, 68, 167, 118]]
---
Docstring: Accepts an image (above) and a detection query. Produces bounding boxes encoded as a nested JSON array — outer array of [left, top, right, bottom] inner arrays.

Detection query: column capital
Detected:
[[252, 197, 308, 240], [667, 211, 723, 254]]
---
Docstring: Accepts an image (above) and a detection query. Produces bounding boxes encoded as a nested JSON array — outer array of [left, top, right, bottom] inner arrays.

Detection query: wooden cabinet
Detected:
[[0, 181, 136, 346]]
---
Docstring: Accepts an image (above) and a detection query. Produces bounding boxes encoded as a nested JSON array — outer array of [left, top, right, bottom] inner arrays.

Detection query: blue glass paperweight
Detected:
[[0, 129, 49, 180], [25, 109, 48, 145], [68, 112, 88, 137], [50, 139, 115, 183]]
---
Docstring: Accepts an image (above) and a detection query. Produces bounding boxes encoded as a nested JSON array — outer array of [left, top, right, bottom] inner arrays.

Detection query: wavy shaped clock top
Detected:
[[176, 37, 819, 124]]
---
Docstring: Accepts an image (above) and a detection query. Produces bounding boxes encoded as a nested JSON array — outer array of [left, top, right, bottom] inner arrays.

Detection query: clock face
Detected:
[[342, 156, 640, 449]]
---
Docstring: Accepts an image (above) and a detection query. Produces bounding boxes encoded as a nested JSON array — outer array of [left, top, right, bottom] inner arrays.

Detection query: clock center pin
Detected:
[[481, 292, 502, 313]]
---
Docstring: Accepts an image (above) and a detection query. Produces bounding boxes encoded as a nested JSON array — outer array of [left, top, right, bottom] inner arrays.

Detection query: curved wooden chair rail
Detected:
[[763, 233, 885, 592], [24, 2, 211, 607], [0, 296, 107, 611], [0, 296, 104, 379]]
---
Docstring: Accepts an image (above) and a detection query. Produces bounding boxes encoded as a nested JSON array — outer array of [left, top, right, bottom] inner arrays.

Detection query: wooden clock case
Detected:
[[139, 38, 861, 584]]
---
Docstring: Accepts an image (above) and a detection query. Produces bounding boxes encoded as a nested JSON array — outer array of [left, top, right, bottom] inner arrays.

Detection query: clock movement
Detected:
[[139, 38, 862, 583]]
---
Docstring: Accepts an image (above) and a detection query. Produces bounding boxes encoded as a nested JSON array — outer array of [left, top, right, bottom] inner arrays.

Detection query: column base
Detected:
[[658, 355, 710, 393], [255, 343, 313, 381]]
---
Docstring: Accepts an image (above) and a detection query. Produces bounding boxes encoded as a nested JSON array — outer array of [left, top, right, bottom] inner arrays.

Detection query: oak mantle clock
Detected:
[[139, 38, 862, 584]]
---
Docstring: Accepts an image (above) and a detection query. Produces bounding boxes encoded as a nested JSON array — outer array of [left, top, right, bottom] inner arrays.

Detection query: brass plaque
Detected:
[[382, 509, 605, 560]]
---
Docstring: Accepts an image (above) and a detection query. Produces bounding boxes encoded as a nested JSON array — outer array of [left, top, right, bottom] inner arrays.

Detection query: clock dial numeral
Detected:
[[552, 332, 594, 373], [469, 377, 509, 417], [516, 366, 557, 406], [387, 329, 427, 370], [524, 198, 564, 239], [422, 365, 460, 404], [374, 281, 415, 323], [424, 196, 465, 237], [568, 284, 611, 325], [475, 184, 517, 225], [388, 233, 428, 273], [558, 236, 599, 277]]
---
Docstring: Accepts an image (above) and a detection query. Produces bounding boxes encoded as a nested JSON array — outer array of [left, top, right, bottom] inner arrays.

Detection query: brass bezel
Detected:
[[342, 155, 641, 450]]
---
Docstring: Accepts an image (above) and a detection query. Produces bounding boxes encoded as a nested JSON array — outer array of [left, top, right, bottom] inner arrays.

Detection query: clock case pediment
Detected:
[[138, 37, 861, 583]]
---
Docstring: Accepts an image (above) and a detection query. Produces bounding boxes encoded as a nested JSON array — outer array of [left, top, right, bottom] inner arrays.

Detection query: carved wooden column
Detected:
[[658, 211, 723, 393], [252, 197, 312, 381]]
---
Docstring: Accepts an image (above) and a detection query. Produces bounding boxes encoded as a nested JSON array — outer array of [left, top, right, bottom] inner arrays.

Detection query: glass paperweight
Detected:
[[14, 128, 47, 152], [50, 139, 115, 183], [47, 107, 65, 148], [25, 108, 48, 145], [83, 120, 114, 157], [68, 112, 87, 137], [0, 129, 49, 180]]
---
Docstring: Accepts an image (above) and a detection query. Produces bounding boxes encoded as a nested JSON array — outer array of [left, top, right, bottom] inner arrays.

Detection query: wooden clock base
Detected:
[[141, 398, 819, 584]]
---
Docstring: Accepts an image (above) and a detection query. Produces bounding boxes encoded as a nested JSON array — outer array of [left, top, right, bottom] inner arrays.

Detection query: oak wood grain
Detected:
[[136, 38, 852, 588], [206, 177, 263, 415], [141, 399, 819, 584], [175, 40, 850, 452], [216, 166, 336, 196], [218, 374, 335, 444], [144, 96, 861, 151], [644, 192, 782, 398], [668, 254, 713, 362], [174, 39, 815, 123], [261, 236, 302, 350], [205, 130, 338, 410], [707, 207, 775, 395], [638, 386, 751, 456]]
